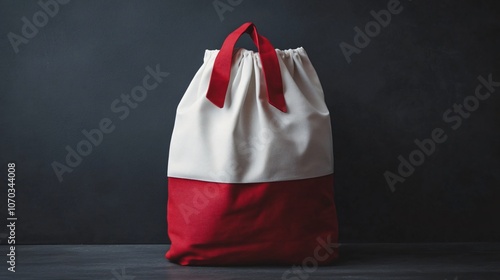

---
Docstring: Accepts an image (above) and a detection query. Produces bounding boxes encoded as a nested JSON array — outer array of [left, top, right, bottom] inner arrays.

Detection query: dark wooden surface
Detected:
[[1, 243, 499, 279]]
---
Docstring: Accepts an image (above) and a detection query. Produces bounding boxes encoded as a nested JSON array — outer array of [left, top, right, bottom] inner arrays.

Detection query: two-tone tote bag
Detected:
[[166, 22, 338, 265]]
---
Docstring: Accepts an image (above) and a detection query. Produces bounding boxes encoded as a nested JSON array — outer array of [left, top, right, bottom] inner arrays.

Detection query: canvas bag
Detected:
[[166, 22, 338, 266]]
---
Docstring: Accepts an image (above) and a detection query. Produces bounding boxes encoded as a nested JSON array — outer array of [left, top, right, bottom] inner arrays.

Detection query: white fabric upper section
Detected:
[[168, 47, 333, 183]]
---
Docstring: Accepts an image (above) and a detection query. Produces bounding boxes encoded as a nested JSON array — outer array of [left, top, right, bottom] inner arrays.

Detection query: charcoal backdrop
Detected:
[[1, 0, 499, 244]]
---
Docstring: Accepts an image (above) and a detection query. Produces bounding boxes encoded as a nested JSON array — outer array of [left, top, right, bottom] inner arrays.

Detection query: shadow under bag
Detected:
[[166, 22, 339, 265]]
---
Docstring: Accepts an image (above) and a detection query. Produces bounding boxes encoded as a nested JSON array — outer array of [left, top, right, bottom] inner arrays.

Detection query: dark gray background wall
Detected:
[[0, 0, 499, 244]]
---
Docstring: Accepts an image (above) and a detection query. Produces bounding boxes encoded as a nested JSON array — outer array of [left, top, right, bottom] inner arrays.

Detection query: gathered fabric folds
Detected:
[[166, 22, 338, 266]]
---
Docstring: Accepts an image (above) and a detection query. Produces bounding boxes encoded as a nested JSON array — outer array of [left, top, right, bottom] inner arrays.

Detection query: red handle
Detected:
[[206, 22, 287, 112]]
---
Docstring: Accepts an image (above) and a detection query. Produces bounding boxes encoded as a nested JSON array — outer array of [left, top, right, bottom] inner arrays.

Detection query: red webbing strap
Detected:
[[206, 22, 287, 112]]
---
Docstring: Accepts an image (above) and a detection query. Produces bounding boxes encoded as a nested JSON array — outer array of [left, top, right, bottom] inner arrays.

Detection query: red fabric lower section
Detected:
[[165, 174, 338, 266]]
